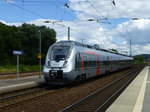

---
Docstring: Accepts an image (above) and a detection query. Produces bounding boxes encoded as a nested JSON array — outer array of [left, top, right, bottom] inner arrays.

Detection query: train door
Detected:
[[75, 53, 81, 71], [105, 56, 110, 73]]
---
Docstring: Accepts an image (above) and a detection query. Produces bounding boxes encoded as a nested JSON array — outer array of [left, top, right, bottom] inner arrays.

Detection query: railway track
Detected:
[[0, 65, 145, 112], [0, 85, 63, 111], [61, 65, 144, 112]]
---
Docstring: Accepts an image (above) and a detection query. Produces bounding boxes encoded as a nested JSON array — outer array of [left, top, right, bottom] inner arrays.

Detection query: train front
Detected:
[[43, 41, 74, 85]]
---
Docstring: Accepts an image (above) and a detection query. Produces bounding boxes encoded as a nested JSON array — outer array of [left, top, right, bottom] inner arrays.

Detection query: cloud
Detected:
[[69, 0, 150, 19], [114, 19, 150, 45], [133, 44, 150, 55], [111, 19, 150, 55], [2, 17, 150, 56], [26, 19, 136, 55], [0, 20, 6, 24]]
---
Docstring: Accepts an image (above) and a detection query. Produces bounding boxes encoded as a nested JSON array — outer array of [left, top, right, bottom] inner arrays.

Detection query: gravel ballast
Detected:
[[2, 68, 133, 112]]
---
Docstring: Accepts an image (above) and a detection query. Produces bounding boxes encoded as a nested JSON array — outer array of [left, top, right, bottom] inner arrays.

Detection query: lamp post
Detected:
[[44, 20, 70, 40], [129, 39, 132, 56], [38, 30, 41, 78], [129, 18, 140, 56], [68, 27, 70, 40], [80, 39, 85, 43]]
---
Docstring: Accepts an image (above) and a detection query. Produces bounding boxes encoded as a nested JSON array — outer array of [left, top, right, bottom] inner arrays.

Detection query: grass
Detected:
[[0, 64, 43, 73]]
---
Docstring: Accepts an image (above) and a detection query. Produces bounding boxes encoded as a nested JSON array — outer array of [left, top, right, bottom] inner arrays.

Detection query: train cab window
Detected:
[[50, 46, 70, 61]]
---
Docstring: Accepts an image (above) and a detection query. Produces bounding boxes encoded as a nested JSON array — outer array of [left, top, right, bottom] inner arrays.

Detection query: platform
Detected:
[[0, 76, 45, 94], [106, 66, 150, 112]]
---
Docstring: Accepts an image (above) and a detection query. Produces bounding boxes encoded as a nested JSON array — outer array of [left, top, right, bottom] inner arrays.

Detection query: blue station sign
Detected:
[[13, 50, 24, 55]]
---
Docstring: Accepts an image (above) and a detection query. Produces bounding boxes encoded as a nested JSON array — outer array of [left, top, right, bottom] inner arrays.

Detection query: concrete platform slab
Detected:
[[0, 76, 45, 94], [106, 66, 149, 112]]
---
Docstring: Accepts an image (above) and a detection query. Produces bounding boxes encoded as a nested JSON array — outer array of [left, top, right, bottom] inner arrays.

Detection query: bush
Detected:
[[0, 64, 43, 73], [0, 64, 16, 73]]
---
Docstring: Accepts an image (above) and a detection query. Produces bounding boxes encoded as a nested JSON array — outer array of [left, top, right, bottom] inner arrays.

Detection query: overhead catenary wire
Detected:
[[48, 0, 103, 40], [3, 0, 72, 29], [22, 0, 24, 23], [87, 0, 112, 25], [57, 0, 119, 45], [86, 0, 133, 54], [111, 0, 131, 42], [109, 0, 132, 55], [4, 0, 48, 19], [6, 0, 107, 4], [3, 0, 130, 48], [3, 0, 110, 31]]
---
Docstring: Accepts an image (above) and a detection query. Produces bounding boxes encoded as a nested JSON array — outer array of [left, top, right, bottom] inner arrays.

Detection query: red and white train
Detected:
[[43, 41, 133, 85]]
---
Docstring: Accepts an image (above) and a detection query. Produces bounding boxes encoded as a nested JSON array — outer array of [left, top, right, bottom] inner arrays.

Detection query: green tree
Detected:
[[109, 49, 118, 53], [134, 55, 144, 63], [0, 23, 56, 65]]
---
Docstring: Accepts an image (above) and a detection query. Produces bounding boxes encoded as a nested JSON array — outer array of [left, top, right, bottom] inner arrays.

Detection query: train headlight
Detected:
[[47, 60, 51, 67], [63, 61, 68, 66]]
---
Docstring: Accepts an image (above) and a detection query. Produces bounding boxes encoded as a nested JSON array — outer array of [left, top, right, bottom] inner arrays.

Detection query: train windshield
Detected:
[[50, 46, 70, 61]]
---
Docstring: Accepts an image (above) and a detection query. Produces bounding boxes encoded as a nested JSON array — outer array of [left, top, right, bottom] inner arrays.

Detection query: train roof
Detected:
[[56, 40, 132, 58]]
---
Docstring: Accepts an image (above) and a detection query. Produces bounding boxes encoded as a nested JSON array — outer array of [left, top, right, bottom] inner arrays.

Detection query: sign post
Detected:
[[13, 50, 23, 79], [17, 55, 19, 79]]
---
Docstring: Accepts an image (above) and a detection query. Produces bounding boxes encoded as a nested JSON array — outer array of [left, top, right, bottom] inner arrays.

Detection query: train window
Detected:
[[105, 56, 109, 65], [99, 55, 105, 66], [103, 55, 108, 65]]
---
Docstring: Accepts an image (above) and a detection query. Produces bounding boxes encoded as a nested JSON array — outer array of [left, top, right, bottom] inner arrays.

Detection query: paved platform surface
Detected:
[[106, 66, 150, 112], [0, 76, 45, 94]]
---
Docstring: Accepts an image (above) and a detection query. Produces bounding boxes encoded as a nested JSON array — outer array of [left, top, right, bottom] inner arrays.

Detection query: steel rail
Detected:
[[0, 90, 55, 110], [0, 86, 55, 109], [0, 84, 67, 111], [61, 66, 144, 112], [0, 86, 48, 101], [95, 67, 143, 112]]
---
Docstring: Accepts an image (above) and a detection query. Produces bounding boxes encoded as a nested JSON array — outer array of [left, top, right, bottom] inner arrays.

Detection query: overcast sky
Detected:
[[0, 0, 150, 56]]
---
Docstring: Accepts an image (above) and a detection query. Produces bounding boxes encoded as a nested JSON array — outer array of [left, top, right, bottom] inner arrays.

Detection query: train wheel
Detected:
[[105, 70, 109, 75], [73, 76, 81, 84], [81, 74, 86, 81]]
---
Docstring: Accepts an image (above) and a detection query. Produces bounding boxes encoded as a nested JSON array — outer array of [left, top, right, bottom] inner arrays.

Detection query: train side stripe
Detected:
[[111, 66, 113, 71], [82, 55, 84, 70], [96, 55, 100, 75], [85, 51, 96, 54]]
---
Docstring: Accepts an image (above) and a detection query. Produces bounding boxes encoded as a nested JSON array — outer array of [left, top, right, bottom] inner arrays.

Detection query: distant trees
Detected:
[[0, 22, 56, 65], [133, 55, 144, 63], [109, 49, 118, 53]]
